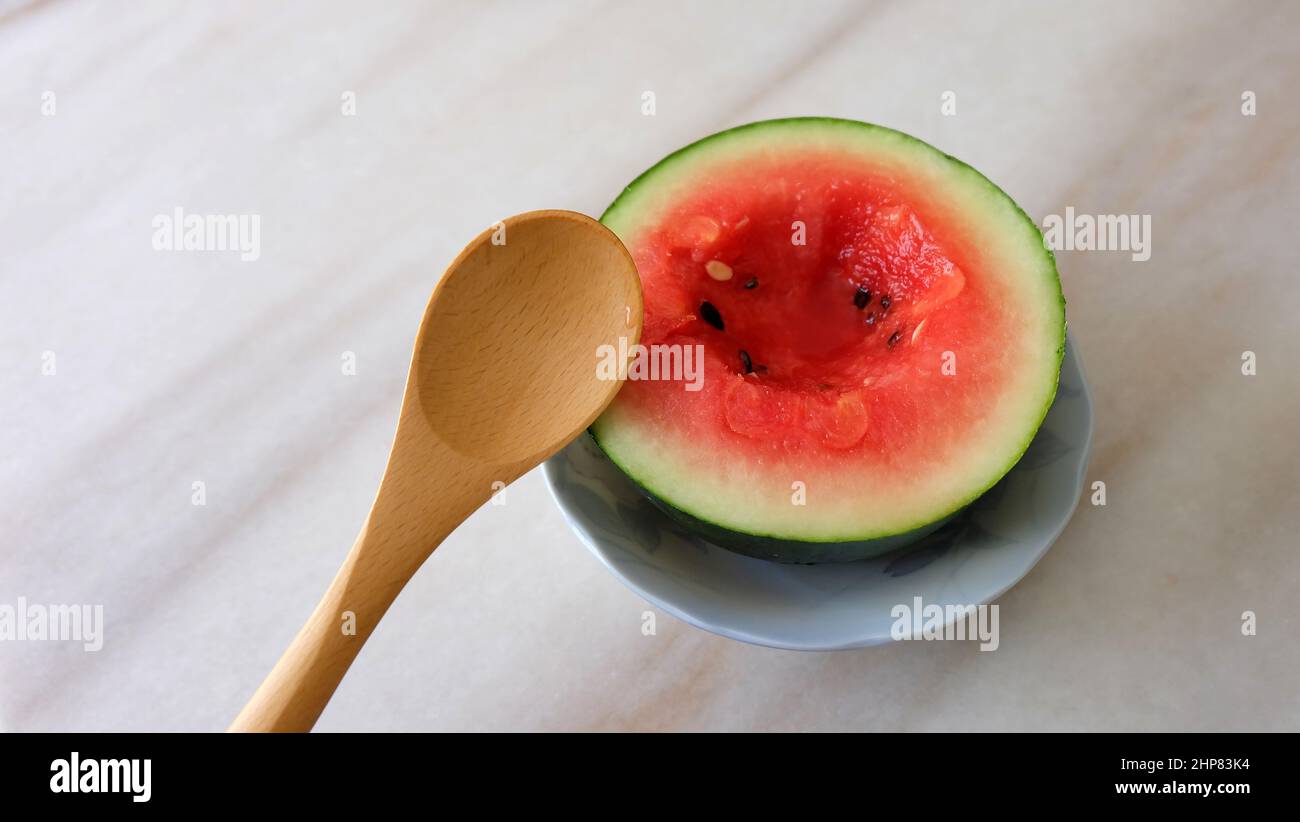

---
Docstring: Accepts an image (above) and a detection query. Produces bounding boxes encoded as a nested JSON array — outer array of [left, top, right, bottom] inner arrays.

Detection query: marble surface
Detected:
[[2, 0, 1297, 731]]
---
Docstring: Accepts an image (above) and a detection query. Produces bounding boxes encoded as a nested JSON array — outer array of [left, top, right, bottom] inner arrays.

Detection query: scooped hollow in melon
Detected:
[[591, 118, 1065, 563]]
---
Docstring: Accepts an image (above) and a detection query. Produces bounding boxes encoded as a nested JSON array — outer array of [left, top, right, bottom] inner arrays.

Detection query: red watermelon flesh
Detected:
[[592, 119, 1064, 557]]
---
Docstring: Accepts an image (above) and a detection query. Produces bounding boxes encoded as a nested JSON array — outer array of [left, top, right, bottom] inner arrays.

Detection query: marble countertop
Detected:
[[3, 0, 1297, 731]]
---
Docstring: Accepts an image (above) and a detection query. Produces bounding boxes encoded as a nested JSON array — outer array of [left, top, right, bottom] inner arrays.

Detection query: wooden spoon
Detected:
[[230, 210, 642, 732]]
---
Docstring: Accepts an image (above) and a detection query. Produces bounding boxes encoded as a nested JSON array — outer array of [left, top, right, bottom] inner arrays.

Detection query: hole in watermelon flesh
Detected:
[[657, 203, 962, 371], [628, 160, 980, 454]]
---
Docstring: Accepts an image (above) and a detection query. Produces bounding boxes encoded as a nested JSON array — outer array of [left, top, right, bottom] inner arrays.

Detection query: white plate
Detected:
[[543, 333, 1094, 651]]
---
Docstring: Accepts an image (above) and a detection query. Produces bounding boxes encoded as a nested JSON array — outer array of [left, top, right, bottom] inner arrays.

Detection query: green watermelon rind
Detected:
[[591, 117, 1066, 563]]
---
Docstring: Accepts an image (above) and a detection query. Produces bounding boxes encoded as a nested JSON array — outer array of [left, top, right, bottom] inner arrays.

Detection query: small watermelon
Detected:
[[592, 118, 1065, 563]]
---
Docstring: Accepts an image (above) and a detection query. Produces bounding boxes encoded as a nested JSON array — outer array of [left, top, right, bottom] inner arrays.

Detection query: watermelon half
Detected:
[[591, 118, 1065, 563]]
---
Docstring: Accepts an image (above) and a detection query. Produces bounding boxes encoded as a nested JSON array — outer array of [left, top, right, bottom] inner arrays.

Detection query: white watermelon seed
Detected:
[[705, 260, 733, 281]]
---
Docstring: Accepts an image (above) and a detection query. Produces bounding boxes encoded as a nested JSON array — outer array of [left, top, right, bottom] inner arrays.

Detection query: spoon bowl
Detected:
[[230, 210, 641, 732], [414, 212, 641, 463]]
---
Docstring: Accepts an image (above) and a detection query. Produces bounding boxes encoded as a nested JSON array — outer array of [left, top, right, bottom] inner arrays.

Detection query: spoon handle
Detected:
[[230, 435, 495, 732], [227, 513, 435, 732]]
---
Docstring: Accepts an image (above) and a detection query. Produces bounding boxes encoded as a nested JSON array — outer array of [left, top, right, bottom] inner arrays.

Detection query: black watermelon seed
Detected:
[[744, 277, 758, 289], [880, 294, 892, 309], [865, 311, 876, 326], [887, 329, 902, 348], [699, 301, 724, 330], [739, 349, 753, 374], [853, 285, 871, 309]]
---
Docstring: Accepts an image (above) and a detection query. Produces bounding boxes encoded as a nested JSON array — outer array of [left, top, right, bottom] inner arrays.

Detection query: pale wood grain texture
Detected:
[[2, 0, 1298, 731], [228, 211, 640, 731]]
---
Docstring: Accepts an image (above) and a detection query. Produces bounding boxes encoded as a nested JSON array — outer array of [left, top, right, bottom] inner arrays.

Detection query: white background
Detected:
[[2, 0, 1297, 730]]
